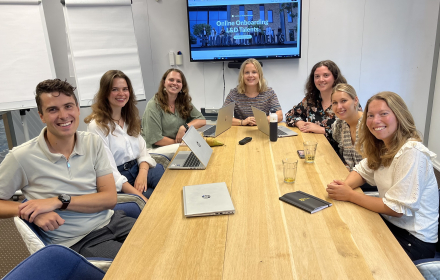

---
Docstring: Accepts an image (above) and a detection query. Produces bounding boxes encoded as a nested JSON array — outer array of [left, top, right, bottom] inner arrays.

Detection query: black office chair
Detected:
[[201, 108, 219, 122]]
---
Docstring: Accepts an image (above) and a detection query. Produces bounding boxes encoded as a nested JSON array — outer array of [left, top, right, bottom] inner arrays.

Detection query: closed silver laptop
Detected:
[[183, 182, 235, 217], [251, 107, 298, 138], [168, 126, 213, 170], [197, 102, 235, 137]]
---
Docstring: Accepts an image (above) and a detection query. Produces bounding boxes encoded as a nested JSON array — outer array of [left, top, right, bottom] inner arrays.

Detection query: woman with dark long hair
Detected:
[[285, 60, 357, 151], [85, 70, 164, 202]]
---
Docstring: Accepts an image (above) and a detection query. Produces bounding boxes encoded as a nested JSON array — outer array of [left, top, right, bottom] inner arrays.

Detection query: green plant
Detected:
[[280, 3, 298, 22], [192, 23, 213, 37], [190, 34, 197, 44]]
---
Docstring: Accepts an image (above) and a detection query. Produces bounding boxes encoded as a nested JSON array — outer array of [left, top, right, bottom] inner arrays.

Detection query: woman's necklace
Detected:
[[322, 100, 331, 110], [113, 116, 123, 128]]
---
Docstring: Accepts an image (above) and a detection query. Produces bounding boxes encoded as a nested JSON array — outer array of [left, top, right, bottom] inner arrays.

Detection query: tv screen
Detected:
[[186, 0, 301, 62]]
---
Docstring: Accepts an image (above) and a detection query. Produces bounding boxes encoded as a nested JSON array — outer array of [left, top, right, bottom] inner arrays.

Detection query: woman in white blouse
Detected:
[[85, 70, 164, 202], [326, 91, 438, 261]]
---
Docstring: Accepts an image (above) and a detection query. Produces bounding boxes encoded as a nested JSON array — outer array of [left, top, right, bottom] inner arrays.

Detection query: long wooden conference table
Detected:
[[105, 125, 423, 279]]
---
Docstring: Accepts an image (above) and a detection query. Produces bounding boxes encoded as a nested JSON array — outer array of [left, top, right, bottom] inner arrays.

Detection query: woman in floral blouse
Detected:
[[285, 60, 347, 152]]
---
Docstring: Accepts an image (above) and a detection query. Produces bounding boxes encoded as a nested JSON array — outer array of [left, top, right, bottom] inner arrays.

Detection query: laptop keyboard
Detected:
[[203, 126, 216, 136], [277, 128, 288, 136], [183, 152, 201, 167]]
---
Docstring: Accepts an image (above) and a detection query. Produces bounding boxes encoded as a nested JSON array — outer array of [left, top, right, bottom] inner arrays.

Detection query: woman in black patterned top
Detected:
[[331, 84, 363, 170], [285, 60, 347, 152]]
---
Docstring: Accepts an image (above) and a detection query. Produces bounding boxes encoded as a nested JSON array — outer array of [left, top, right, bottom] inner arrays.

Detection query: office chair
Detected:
[[150, 153, 171, 169], [2, 244, 105, 280], [413, 189, 440, 279], [13, 194, 145, 272]]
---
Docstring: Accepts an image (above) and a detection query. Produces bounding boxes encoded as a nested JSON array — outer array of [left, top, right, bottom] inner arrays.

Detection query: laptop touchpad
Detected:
[[175, 154, 188, 160]]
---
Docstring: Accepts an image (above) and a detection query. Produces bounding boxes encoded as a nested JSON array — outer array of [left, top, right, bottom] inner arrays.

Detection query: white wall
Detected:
[[429, 47, 440, 170], [360, 0, 439, 136], [132, 0, 439, 136], [14, 0, 440, 152]]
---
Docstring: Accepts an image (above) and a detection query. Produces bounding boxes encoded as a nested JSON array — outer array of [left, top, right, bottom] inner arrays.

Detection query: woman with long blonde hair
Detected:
[[327, 91, 438, 261], [223, 58, 282, 126], [331, 83, 363, 170]]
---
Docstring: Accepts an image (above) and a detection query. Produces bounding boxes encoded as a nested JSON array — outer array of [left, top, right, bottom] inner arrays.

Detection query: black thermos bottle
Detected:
[[269, 109, 277, 142]]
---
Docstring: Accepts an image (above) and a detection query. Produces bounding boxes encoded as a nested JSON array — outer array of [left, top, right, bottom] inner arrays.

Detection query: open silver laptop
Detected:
[[197, 102, 235, 137], [252, 106, 298, 137], [183, 182, 235, 217], [168, 126, 213, 170]]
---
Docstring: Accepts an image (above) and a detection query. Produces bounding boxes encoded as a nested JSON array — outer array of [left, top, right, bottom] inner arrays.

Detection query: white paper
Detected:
[[65, 0, 129, 6], [0, 0, 40, 4], [64, 2, 145, 106], [0, 3, 55, 111]]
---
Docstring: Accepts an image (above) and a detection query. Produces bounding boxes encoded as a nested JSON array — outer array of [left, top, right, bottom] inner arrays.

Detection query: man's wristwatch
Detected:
[[183, 123, 189, 132], [58, 194, 71, 210]]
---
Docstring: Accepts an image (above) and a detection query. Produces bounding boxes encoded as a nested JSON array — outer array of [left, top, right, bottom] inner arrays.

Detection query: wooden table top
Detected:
[[104, 125, 423, 280]]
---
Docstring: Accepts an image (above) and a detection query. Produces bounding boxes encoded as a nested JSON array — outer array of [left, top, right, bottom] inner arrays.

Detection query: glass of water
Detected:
[[303, 141, 318, 163]]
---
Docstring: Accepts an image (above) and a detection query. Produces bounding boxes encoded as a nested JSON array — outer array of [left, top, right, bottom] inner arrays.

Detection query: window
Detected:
[[289, 29, 295, 41], [268, 10, 273, 23], [188, 7, 228, 34], [247, 10, 253, 21], [239, 6, 245, 22], [259, 5, 265, 21], [288, 14, 293, 23], [197, 11, 208, 21], [189, 10, 208, 33]]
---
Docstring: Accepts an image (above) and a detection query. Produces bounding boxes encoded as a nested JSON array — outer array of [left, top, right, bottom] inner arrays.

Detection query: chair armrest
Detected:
[[414, 258, 440, 280], [13, 217, 45, 255]]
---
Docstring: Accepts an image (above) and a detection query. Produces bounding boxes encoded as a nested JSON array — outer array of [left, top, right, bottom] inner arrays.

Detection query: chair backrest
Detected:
[[116, 193, 145, 214], [114, 201, 142, 219], [150, 153, 171, 169], [2, 245, 105, 280]]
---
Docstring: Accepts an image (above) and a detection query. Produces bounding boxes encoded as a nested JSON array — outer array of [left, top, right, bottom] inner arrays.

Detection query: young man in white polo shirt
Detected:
[[0, 79, 135, 258]]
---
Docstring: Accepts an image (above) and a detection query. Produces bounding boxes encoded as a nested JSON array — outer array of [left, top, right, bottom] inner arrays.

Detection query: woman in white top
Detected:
[[326, 91, 438, 261], [85, 70, 164, 202]]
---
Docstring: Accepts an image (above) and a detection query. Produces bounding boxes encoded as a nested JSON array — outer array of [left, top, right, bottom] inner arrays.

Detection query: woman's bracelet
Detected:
[[240, 120, 243, 126], [139, 167, 149, 171]]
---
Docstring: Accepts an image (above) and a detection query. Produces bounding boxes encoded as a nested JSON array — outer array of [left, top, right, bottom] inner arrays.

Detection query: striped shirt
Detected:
[[223, 87, 281, 120], [332, 118, 363, 170]]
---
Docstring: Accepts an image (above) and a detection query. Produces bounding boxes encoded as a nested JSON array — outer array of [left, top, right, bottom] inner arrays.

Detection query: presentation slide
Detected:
[[187, 0, 301, 61]]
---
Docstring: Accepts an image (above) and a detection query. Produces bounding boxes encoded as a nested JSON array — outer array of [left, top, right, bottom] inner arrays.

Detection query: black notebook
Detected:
[[279, 191, 332, 214]]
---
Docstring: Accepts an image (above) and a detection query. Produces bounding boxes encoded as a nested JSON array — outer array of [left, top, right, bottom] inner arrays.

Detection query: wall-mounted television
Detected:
[[186, 0, 301, 62]]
